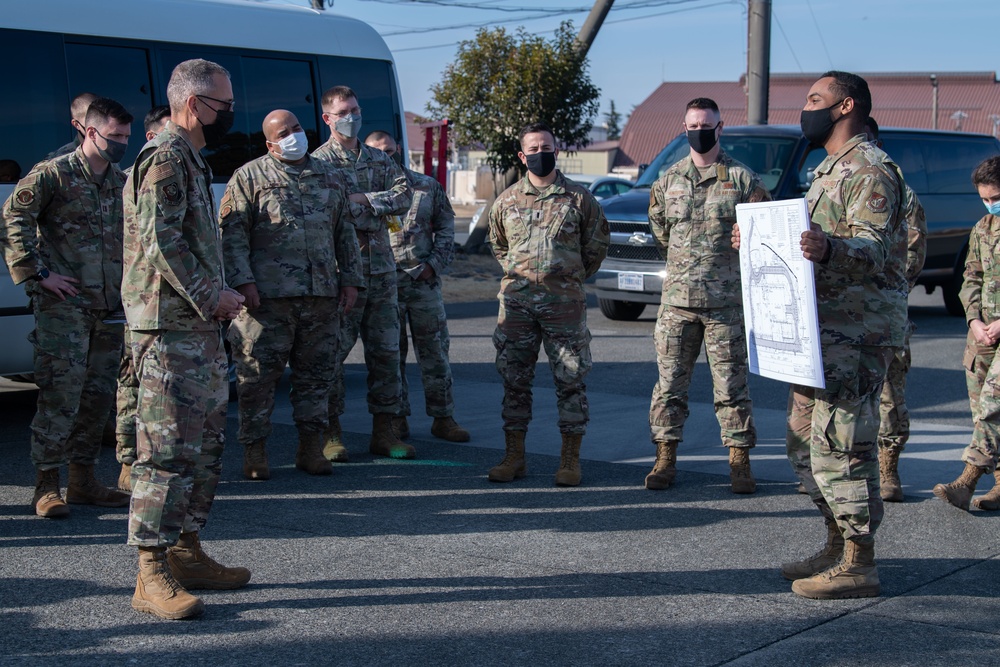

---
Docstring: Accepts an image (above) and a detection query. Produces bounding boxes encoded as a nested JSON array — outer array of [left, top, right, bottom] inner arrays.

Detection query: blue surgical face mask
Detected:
[[986, 200, 1000, 217]]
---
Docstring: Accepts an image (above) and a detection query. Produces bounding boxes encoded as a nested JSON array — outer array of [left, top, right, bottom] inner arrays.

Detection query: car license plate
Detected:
[[618, 272, 644, 291]]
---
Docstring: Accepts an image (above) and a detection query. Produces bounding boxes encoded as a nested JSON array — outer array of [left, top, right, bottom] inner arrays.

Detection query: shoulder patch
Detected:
[[866, 193, 888, 214], [15, 189, 34, 206], [162, 182, 182, 206]]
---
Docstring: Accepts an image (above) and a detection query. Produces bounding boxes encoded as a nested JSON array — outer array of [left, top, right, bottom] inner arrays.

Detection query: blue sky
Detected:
[[295, 0, 999, 120]]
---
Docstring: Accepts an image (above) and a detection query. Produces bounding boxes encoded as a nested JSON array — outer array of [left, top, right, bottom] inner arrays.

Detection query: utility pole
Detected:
[[746, 0, 771, 125], [576, 0, 615, 57], [930, 74, 939, 130]]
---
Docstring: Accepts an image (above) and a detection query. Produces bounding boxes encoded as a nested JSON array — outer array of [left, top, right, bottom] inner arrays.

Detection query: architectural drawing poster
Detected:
[[736, 198, 825, 389]]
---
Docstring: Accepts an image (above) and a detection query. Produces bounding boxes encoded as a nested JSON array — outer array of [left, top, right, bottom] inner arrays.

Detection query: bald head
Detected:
[[70, 92, 98, 134], [364, 131, 397, 158], [263, 109, 308, 162]]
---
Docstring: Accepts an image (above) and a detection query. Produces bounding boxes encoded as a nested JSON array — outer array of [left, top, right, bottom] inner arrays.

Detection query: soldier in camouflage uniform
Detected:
[[223, 109, 363, 480], [864, 118, 928, 503], [45, 92, 98, 161], [487, 122, 609, 487], [645, 98, 771, 495], [933, 156, 1000, 512], [116, 104, 173, 493], [312, 86, 414, 461], [740, 72, 907, 600], [1, 97, 133, 518], [123, 59, 250, 621], [364, 132, 470, 444]]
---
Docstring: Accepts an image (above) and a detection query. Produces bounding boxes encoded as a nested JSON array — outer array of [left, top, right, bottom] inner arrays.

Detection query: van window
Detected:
[[921, 136, 998, 194], [242, 57, 319, 157], [877, 136, 928, 192]]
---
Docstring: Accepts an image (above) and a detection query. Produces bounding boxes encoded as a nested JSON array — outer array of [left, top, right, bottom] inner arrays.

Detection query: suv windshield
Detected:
[[635, 133, 800, 193]]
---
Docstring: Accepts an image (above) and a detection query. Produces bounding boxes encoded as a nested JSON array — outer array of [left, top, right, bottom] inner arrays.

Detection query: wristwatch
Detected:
[[33, 268, 50, 281]]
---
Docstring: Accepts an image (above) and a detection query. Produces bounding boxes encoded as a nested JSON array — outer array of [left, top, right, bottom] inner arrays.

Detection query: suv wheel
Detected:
[[598, 298, 646, 321], [942, 247, 968, 318]]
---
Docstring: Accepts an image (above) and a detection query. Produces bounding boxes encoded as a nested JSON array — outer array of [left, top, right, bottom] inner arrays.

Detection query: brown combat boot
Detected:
[[370, 413, 415, 459], [879, 446, 904, 502], [933, 463, 986, 511], [781, 519, 844, 581], [322, 415, 349, 462], [973, 470, 1000, 511], [488, 431, 527, 483], [555, 433, 583, 487], [644, 441, 678, 490], [729, 447, 756, 494], [392, 416, 410, 440], [243, 438, 270, 480], [432, 416, 471, 443], [32, 468, 70, 518], [118, 463, 133, 493], [791, 539, 880, 599], [66, 463, 130, 507], [132, 546, 204, 620], [167, 532, 251, 590], [295, 430, 333, 475]]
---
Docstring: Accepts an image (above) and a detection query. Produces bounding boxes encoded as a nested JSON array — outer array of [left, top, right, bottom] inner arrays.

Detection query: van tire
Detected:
[[943, 247, 968, 318], [598, 298, 645, 321]]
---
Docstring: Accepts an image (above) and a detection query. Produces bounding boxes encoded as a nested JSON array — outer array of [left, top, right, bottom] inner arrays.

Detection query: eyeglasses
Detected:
[[197, 94, 235, 112], [326, 107, 362, 119]]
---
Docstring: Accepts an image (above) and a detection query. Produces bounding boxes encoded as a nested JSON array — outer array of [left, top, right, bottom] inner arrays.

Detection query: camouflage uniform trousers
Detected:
[[229, 296, 341, 443], [115, 327, 139, 464], [127, 328, 228, 547], [29, 297, 123, 470], [648, 304, 755, 448], [493, 296, 592, 435], [328, 270, 402, 417], [787, 344, 891, 543], [960, 330, 1000, 472], [397, 270, 455, 418], [877, 320, 914, 453]]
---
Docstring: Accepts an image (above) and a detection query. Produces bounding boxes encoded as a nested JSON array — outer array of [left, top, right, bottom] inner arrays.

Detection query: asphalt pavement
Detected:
[[1, 287, 999, 666]]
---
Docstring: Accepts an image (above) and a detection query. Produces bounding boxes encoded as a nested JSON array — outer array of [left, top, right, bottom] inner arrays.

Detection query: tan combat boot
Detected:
[[322, 415, 349, 462], [132, 546, 204, 620], [66, 463, 130, 507], [555, 433, 583, 487], [167, 532, 251, 590], [879, 446, 904, 502], [32, 468, 70, 518], [370, 413, 416, 459], [295, 430, 333, 475], [118, 463, 133, 493], [488, 431, 527, 483], [780, 519, 844, 581], [432, 416, 471, 443], [791, 539, 880, 599], [243, 438, 270, 481], [933, 463, 986, 511], [729, 447, 756, 494], [392, 416, 410, 440], [644, 441, 678, 490], [973, 470, 1000, 511]]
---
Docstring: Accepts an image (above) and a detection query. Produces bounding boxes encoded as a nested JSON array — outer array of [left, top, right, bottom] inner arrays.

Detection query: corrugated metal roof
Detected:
[[616, 72, 1000, 168]]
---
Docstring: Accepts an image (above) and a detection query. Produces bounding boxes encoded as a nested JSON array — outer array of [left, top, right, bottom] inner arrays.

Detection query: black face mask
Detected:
[[686, 125, 719, 154], [800, 100, 844, 146], [200, 109, 235, 149], [94, 130, 128, 164], [525, 151, 556, 178]]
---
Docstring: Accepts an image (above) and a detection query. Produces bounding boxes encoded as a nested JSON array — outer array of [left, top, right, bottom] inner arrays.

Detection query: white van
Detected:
[[0, 0, 406, 378]]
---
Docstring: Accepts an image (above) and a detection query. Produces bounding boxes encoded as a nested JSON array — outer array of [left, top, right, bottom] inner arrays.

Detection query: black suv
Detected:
[[594, 125, 1000, 319]]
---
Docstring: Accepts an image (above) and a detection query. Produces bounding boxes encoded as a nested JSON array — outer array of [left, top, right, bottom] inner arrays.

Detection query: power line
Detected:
[[804, 0, 832, 68], [771, 9, 803, 72]]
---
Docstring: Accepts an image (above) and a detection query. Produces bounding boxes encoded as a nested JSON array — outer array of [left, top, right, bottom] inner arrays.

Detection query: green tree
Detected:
[[604, 100, 622, 140], [429, 22, 600, 180]]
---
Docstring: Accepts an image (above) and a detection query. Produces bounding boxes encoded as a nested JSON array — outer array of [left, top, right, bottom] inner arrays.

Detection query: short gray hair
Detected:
[[166, 59, 230, 115]]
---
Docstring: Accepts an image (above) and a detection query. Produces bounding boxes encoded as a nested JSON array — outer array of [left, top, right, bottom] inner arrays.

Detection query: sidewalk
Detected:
[[2, 372, 999, 665]]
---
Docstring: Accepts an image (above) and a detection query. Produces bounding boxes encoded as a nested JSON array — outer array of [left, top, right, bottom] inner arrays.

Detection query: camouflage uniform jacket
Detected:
[[390, 168, 455, 278], [648, 150, 771, 309], [489, 170, 609, 303], [122, 121, 223, 332], [960, 213, 1000, 325], [311, 138, 411, 275], [220, 152, 363, 298], [45, 135, 82, 161], [2, 145, 124, 311], [902, 184, 927, 288], [807, 133, 907, 347]]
